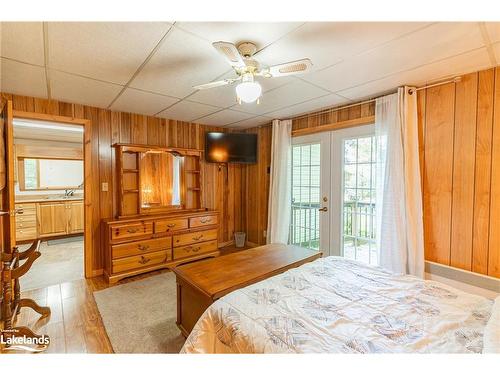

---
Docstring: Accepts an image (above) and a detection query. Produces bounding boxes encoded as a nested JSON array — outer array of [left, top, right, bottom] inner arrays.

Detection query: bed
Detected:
[[181, 256, 498, 353]]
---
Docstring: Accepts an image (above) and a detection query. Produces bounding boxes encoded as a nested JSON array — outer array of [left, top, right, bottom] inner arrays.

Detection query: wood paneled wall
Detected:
[[241, 70, 499, 278], [2, 66, 499, 279], [0, 92, 244, 274], [241, 125, 272, 245], [419, 68, 500, 278]]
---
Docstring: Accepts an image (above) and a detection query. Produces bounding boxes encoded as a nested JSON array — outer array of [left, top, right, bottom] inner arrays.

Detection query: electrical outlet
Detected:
[[102, 182, 109, 192]]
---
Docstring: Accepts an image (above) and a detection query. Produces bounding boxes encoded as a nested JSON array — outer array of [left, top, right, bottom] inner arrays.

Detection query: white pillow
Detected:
[[483, 296, 500, 353]]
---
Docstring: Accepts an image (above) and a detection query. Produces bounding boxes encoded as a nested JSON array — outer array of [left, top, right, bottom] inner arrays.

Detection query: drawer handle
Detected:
[[137, 244, 150, 251], [127, 228, 139, 234], [167, 223, 176, 228], [200, 218, 212, 224], [192, 234, 203, 241], [185, 246, 201, 253], [138, 256, 150, 265]]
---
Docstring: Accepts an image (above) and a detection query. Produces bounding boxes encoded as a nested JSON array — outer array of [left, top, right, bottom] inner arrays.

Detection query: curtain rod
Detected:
[[291, 76, 462, 122]]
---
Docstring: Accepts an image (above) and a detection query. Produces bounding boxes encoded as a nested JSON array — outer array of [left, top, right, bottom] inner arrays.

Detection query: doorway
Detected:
[[8, 110, 93, 286], [13, 117, 86, 290], [290, 124, 377, 265]]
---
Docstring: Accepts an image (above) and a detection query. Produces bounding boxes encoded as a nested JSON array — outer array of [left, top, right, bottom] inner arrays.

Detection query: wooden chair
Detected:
[[1, 240, 51, 351]]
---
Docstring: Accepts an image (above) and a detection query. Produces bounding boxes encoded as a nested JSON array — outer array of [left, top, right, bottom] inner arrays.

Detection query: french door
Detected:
[[290, 125, 377, 264], [289, 133, 330, 254]]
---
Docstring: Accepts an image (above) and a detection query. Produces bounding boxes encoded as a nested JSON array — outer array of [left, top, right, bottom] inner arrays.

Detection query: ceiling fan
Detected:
[[194, 41, 313, 104]]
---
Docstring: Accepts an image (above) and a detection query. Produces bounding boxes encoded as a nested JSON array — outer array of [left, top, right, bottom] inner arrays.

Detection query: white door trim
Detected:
[[330, 124, 375, 257], [292, 133, 331, 256]]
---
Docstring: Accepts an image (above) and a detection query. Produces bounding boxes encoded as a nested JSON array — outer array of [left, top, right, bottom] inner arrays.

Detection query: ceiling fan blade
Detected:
[[193, 77, 240, 90], [212, 41, 246, 69], [268, 58, 313, 77]]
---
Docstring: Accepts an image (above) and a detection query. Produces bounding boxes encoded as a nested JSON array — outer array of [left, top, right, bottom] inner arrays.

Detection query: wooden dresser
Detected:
[[102, 210, 219, 283]]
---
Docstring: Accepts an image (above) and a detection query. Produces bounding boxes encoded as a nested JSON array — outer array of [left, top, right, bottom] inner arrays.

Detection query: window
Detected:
[[19, 158, 84, 191], [342, 136, 377, 265], [289, 143, 321, 250]]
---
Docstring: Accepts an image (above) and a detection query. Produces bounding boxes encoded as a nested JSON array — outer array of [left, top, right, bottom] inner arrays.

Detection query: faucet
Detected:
[[64, 189, 75, 197]]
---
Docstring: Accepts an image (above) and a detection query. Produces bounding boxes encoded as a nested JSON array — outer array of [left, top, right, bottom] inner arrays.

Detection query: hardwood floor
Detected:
[[1, 244, 250, 354]]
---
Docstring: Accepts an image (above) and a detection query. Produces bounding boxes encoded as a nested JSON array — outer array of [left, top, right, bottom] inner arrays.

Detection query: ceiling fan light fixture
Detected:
[[236, 73, 262, 104]]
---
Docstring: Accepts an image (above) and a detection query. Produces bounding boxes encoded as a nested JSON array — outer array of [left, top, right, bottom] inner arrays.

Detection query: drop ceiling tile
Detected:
[[50, 70, 123, 108], [175, 22, 302, 49], [0, 22, 45, 66], [157, 100, 221, 122], [48, 22, 172, 85], [188, 70, 293, 108], [337, 47, 492, 101], [110, 88, 179, 115], [230, 79, 330, 115], [255, 22, 432, 72], [304, 22, 485, 93], [226, 116, 273, 129], [130, 27, 229, 98], [0, 58, 47, 98], [195, 109, 254, 126], [485, 22, 500, 43], [265, 93, 351, 119]]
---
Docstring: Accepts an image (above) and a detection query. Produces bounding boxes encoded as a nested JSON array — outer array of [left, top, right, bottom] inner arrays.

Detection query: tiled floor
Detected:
[[20, 237, 84, 291]]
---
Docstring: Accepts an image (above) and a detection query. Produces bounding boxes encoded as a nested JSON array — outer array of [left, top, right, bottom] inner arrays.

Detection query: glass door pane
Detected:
[[341, 135, 378, 265], [289, 143, 321, 250]]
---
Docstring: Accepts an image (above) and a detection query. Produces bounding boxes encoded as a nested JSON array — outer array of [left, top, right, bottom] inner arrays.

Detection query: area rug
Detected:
[[93, 272, 186, 353]]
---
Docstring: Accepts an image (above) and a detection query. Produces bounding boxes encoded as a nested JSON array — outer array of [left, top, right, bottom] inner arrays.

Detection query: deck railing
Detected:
[[289, 200, 376, 250]]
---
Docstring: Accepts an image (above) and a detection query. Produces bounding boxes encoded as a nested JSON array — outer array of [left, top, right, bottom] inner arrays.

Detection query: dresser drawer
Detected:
[[111, 222, 153, 241], [189, 215, 218, 228], [173, 229, 218, 247], [112, 237, 172, 259], [154, 218, 188, 234], [16, 228, 37, 240], [173, 240, 218, 260], [112, 250, 170, 274]]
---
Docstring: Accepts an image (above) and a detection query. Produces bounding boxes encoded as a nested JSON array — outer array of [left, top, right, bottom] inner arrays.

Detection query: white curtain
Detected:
[[375, 87, 424, 277], [267, 119, 292, 244]]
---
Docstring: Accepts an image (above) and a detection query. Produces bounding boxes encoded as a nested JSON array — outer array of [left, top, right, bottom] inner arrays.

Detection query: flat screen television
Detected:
[[205, 132, 257, 164]]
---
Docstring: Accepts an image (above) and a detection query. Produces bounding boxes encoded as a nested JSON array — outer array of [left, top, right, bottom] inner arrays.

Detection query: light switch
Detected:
[[102, 182, 109, 192]]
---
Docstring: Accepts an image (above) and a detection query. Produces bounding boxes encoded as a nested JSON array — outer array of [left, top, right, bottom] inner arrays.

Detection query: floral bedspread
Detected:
[[181, 256, 493, 353]]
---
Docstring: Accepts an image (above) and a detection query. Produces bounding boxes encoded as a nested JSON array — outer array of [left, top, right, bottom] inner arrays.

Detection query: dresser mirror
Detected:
[[139, 151, 183, 210], [114, 144, 202, 217]]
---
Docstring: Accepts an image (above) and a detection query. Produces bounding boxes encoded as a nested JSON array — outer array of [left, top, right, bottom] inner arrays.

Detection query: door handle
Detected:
[[318, 207, 328, 212]]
